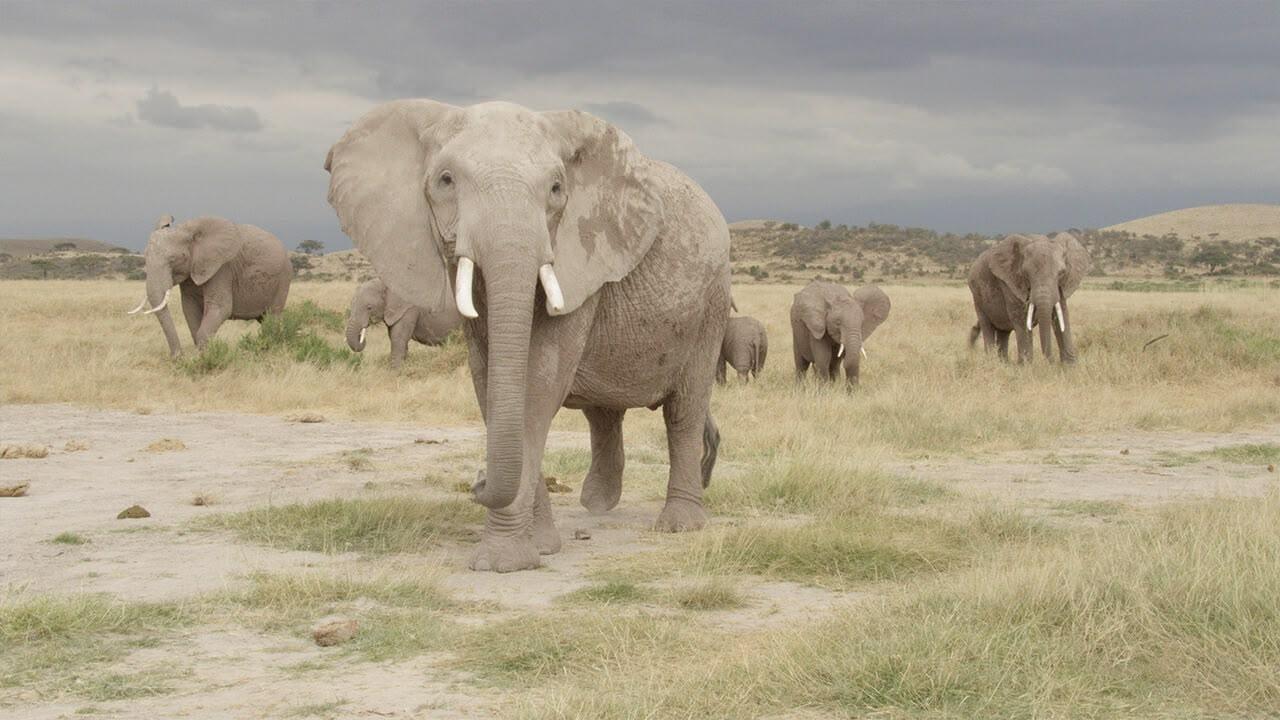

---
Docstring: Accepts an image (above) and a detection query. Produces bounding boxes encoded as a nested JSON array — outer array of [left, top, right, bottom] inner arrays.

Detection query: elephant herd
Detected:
[[121, 98, 1091, 573]]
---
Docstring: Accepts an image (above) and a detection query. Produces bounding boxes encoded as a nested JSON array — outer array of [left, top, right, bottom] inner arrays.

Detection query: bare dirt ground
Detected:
[[2, 404, 1276, 718]]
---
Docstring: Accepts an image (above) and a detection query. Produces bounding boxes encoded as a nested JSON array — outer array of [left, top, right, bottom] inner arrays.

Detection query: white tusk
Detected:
[[1054, 302, 1065, 332], [837, 343, 845, 358], [143, 289, 170, 314], [539, 263, 565, 315], [359, 327, 366, 346], [454, 257, 479, 319], [126, 297, 148, 315], [861, 347, 868, 360], [1026, 303, 1034, 331]]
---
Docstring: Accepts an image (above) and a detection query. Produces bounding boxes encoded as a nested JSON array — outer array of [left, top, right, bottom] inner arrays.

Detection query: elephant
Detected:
[[324, 99, 732, 572], [967, 232, 1090, 363], [127, 215, 291, 357], [346, 277, 460, 369], [790, 281, 891, 386], [717, 315, 767, 383]]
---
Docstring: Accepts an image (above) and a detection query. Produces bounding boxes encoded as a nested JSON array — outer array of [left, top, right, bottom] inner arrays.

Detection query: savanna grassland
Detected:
[[3, 278, 1280, 719]]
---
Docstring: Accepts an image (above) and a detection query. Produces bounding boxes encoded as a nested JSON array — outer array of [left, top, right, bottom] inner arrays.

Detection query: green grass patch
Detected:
[[708, 460, 949, 517], [204, 496, 482, 554], [525, 493, 1280, 719], [1210, 443, 1280, 465], [177, 300, 360, 376], [51, 531, 90, 545], [561, 580, 650, 605], [0, 592, 190, 699], [668, 578, 746, 611]]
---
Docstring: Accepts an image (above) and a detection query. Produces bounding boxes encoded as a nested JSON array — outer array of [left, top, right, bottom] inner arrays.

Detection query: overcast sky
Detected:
[[3, 2, 1278, 250]]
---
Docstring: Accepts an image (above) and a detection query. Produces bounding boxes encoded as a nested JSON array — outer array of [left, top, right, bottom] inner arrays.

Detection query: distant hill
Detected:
[[1104, 204, 1280, 243], [0, 237, 129, 258]]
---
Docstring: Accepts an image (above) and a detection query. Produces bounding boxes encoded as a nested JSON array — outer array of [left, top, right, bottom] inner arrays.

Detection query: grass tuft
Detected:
[[51, 531, 90, 545]]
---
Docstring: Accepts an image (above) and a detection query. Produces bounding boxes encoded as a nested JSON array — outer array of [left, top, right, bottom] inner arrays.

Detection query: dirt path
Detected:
[[2, 404, 1276, 718]]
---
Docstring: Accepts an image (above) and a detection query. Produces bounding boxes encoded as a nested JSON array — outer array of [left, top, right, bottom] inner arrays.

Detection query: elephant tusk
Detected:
[[143, 289, 170, 315], [1054, 302, 1065, 332], [861, 347, 868, 360], [539, 263, 565, 315], [1026, 303, 1034, 331], [126, 297, 148, 315], [454, 257, 479, 319], [359, 327, 366, 346], [837, 343, 845, 358]]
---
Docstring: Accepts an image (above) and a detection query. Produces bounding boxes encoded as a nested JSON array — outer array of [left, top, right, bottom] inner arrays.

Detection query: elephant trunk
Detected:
[[841, 329, 863, 385], [472, 254, 537, 510], [346, 308, 368, 352], [145, 262, 182, 358], [1032, 288, 1057, 360]]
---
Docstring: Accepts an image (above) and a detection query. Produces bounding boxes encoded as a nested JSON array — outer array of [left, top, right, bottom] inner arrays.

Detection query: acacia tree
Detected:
[[297, 239, 325, 255]]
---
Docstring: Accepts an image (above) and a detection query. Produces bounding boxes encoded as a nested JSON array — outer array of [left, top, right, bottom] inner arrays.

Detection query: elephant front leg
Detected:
[[387, 320, 413, 370], [995, 330, 1012, 360], [655, 390, 712, 532], [580, 406, 625, 514], [195, 302, 231, 350], [1013, 308, 1034, 364], [1054, 301, 1077, 364], [810, 341, 834, 382], [180, 287, 204, 346]]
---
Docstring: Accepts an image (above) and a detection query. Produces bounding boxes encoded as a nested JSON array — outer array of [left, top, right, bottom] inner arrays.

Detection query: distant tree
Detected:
[[1191, 243, 1232, 274], [291, 254, 313, 272], [0, 253, 12, 264], [297, 239, 325, 255], [30, 258, 55, 279], [53, 242, 77, 252], [816, 220, 832, 230]]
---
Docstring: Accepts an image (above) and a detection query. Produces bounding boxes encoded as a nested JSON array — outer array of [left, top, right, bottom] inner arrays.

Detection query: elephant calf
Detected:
[[968, 232, 1090, 363], [347, 278, 460, 369], [718, 315, 767, 383], [127, 215, 291, 357], [791, 280, 890, 386]]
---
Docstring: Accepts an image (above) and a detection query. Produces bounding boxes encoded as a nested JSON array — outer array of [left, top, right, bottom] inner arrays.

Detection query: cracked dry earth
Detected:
[[1, 404, 1277, 718]]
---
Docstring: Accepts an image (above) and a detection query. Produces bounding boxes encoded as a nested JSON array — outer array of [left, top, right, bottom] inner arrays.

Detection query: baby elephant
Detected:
[[346, 278, 460, 369], [791, 280, 891, 386], [718, 316, 768, 383]]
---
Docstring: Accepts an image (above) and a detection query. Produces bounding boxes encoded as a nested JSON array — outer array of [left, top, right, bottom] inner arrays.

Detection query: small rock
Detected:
[[289, 413, 326, 424], [191, 494, 213, 507], [145, 438, 186, 453], [544, 476, 573, 493], [1269, 464, 1276, 473], [0, 483, 30, 498], [573, 529, 592, 541], [1, 444, 48, 460], [117, 505, 151, 519], [312, 617, 359, 647], [64, 440, 90, 452], [1120, 448, 1130, 455]]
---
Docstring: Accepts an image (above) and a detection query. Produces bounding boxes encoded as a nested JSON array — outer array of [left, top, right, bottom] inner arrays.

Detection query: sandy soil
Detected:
[[2, 404, 1276, 718]]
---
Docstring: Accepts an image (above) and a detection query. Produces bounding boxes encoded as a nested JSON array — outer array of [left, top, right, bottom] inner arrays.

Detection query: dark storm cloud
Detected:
[[135, 87, 264, 132], [2, 1, 1279, 247]]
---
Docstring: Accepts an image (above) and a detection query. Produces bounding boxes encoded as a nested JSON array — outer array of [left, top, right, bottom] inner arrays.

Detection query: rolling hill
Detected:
[[0, 237, 129, 258], [1104, 204, 1280, 243]]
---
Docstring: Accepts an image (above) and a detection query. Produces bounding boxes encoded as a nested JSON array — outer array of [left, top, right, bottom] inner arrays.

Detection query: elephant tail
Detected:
[[968, 324, 980, 348]]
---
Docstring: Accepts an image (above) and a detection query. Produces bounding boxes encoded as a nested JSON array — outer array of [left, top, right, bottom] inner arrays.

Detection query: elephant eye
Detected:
[[550, 181, 562, 195], [439, 171, 453, 187]]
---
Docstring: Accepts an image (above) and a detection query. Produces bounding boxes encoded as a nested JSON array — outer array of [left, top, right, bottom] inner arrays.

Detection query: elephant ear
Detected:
[[154, 214, 174, 230], [383, 286, 412, 327], [796, 291, 828, 341], [989, 234, 1030, 298], [852, 285, 891, 339], [1053, 232, 1091, 298], [542, 110, 665, 316], [326, 99, 458, 314], [185, 217, 244, 285]]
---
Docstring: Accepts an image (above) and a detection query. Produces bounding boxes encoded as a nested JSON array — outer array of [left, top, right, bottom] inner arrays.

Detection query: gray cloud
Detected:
[[136, 87, 263, 133], [583, 101, 663, 128]]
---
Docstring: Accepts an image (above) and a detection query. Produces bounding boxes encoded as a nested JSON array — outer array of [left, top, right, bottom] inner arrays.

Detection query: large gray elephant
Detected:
[[968, 232, 1090, 363], [127, 215, 291, 357], [346, 278, 460, 369], [791, 281, 891, 386], [717, 316, 767, 383], [325, 99, 732, 572]]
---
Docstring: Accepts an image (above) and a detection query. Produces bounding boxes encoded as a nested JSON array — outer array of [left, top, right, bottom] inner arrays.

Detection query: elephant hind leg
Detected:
[[700, 414, 720, 489], [580, 406, 625, 514]]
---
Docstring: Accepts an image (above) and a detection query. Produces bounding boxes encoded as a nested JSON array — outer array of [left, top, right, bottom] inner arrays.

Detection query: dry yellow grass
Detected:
[[2, 279, 1278, 464], [1104, 203, 1280, 241]]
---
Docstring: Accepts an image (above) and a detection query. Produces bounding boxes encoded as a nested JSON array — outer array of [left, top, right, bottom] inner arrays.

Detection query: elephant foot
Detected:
[[653, 498, 707, 533], [580, 472, 622, 515], [531, 511, 562, 556], [468, 534, 541, 573]]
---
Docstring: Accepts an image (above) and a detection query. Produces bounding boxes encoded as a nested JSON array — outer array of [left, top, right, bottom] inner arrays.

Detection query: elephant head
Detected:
[[797, 283, 891, 384], [325, 100, 663, 509], [127, 215, 244, 357], [346, 278, 405, 352], [989, 232, 1089, 360]]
